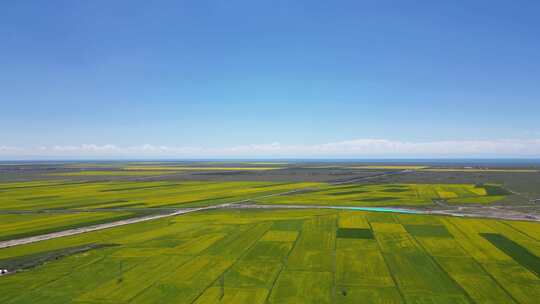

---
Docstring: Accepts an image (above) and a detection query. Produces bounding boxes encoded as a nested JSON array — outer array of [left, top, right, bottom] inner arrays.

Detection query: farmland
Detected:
[[1, 209, 540, 303], [48, 171, 181, 176], [347, 165, 429, 170], [0, 212, 137, 242], [1, 161, 539, 303], [0, 181, 321, 210], [0, 180, 508, 214], [256, 183, 508, 206], [49, 166, 283, 177], [43, 162, 287, 177], [122, 166, 284, 171]]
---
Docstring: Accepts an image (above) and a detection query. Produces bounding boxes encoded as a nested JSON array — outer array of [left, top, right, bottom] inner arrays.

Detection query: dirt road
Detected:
[[0, 206, 220, 249], [2, 180, 539, 249], [0, 186, 312, 249]]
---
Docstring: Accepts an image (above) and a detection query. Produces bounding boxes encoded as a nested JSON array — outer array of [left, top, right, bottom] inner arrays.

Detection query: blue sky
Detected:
[[1, 1, 540, 158]]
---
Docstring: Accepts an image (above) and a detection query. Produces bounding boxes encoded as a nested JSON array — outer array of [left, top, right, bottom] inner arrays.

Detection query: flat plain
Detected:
[[0, 180, 321, 211], [1, 161, 539, 303], [256, 183, 508, 206], [1, 209, 540, 303]]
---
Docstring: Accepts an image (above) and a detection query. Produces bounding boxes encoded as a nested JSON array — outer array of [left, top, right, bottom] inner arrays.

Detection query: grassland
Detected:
[[256, 183, 508, 206], [1, 209, 540, 303]]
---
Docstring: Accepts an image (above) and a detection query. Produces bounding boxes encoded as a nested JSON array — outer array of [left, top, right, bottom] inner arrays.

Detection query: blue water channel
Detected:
[[330, 206, 421, 214]]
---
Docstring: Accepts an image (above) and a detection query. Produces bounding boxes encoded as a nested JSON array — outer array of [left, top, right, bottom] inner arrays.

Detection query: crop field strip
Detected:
[[0, 180, 511, 246], [346, 166, 429, 170], [0, 180, 324, 247], [442, 218, 540, 303], [393, 216, 493, 303], [0, 180, 510, 215], [481, 233, 540, 277], [46, 165, 285, 177], [2, 209, 540, 303], [256, 183, 508, 207], [326, 165, 539, 173], [0, 180, 323, 211], [419, 168, 539, 173], [191, 222, 275, 303], [122, 166, 284, 171], [0, 212, 138, 241], [48, 170, 184, 176]]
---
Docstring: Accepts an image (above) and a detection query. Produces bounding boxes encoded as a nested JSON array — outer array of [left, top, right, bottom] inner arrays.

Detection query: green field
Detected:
[[49, 165, 283, 176], [123, 166, 283, 171], [419, 168, 539, 173], [49, 171, 181, 176], [0, 212, 137, 241], [0, 175, 529, 303], [0, 181, 506, 212], [1, 209, 540, 303], [0, 181, 507, 214], [0, 181, 321, 211], [338, 166, 538, 173], [347, 165, 429, 170], [256, 183, 507, 206]]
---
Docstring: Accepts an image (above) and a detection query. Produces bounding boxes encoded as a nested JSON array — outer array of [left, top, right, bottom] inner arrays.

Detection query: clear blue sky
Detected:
[[1, 1, 540, 158]]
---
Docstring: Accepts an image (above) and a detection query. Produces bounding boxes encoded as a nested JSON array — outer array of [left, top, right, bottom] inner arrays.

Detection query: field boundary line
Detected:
[[125, 255, 195, 303], [3, 179, 539, 249], [0, 183, 322, 249], [8, 251, 111, 302], [443, 218, 520, 304], [0, 207, 211, 249], [189, 221, 272, 304], [130, 224, 256, 303], [501, 221, 540, 242], [366, 215, 408, 304], [264, 217, 305, 304], [331, 214, 338, 304], [394, 216, 476, 303]]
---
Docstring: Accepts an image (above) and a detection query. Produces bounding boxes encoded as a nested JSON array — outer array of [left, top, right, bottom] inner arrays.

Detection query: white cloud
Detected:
[[1, 139, 540, 159], [0, 146, 20, 152]]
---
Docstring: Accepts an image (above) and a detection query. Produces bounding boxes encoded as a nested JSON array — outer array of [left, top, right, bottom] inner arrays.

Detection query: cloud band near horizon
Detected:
[[1, 139, 540, 159]]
